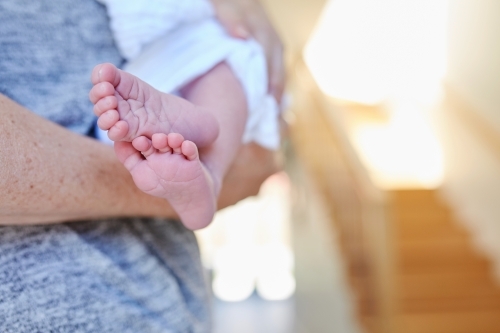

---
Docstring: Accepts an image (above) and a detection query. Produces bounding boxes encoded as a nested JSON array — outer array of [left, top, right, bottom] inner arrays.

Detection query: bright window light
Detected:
[[197, 173, 294, 302], [304, 0, 449, 105], [212, 271, 256, 302], [353, 102, 445, 189], [256, 272, 296, 301], [303, 0, 448, 189], [256, 244, 295, 301]]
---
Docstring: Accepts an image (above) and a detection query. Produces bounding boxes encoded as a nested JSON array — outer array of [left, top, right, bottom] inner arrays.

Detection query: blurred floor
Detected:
[[213, 294, 297, 333], [212, 149, 361, 333], [288, 149, 362, 333]]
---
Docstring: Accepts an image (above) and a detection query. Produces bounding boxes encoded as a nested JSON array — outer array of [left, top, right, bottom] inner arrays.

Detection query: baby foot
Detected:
[[115, 132, 218, 230], [89, 63, 219, 147]]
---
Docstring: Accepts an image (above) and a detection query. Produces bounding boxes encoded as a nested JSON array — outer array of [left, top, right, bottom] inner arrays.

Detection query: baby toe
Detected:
[[114, 141, 144, 171], [152, 133, 171, 153], [89, 81, 115, 104], [93, 96, 118, 116], [132, 136, 155, 157], [91, 64, 104, 85], [97, 110, 119, 130], [167, 133, 184, 154], [96, 63, 120, 86], [107, 120, 129, 142], [181, 140, 199, 161]]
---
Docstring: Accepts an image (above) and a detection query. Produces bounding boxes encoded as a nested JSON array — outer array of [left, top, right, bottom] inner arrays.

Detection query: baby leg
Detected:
[[180, 61, 248, 194]]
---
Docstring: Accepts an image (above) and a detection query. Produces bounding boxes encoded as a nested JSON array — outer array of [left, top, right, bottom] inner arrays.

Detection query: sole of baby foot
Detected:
[[116, 132, 217, 230], [89, 63, 219, 147]]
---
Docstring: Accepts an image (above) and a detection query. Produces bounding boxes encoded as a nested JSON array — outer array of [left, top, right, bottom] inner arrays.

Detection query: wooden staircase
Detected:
[[393, 190, 500, 333], [288, 60, 500, 333]]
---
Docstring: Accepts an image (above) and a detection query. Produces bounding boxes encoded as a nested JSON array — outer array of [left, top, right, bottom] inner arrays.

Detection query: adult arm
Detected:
[[0, 94, 178, 225], [0, 94, 278, 225], [210, 0, 285, 102]]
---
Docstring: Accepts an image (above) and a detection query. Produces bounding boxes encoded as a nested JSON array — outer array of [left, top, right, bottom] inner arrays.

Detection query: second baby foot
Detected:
[[115, 132, 218, 230], [89, 63, 219, 147]]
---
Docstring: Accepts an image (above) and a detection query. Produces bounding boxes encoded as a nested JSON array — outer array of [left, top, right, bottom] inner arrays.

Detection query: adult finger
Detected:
[[252, 28, 285, 102], [212, 2, 250, 39], [268, 40, 285, 102]]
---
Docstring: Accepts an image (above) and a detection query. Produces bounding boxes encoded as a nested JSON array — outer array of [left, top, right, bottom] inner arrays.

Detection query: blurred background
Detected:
[[197, 0, 500, 332]]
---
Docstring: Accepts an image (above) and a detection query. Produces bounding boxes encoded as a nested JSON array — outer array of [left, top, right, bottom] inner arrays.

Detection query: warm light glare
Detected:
[[212, 272, 256, 302], [256, 244, 295, 301], [304, 0, 448, 189], [211, 244, 258, 302], [257, 272, 296, 301], [304, 0, 449, 105], [197, 173, 294, 302], [353, 102, 444, 189]]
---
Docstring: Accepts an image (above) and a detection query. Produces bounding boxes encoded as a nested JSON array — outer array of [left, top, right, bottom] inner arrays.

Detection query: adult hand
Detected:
[[211, 0, 285, 102]]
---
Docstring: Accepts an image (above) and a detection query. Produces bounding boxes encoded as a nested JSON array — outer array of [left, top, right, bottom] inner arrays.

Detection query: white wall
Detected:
[[447, 0, 500, 132], [440, 0, 500, 276], [437, 99, 500, 276]]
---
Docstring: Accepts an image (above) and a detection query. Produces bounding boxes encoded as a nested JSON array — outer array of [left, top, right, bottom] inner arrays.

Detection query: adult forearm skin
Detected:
[[0, 94, 177, 225]]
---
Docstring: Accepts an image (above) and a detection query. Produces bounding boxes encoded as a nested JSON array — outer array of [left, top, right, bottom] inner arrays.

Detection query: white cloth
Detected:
[[97, 0, 280, 150]]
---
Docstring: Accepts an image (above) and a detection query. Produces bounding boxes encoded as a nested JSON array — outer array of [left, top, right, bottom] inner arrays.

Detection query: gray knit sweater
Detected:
[[0, 1, 210, 332]]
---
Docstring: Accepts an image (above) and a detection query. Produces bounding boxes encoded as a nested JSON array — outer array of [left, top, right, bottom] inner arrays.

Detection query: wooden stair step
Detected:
[[401, 295, 500, 312], [399, 259, 492, 275], [398, 272, 500, 299], [391, 198, 450, 212], [397, 237, 474, 250], [399, 245, 483, 265], [359, 315, 378, 333], [392, 211, 458, 224], [397, 238, 479, 263], [396, 310, 500, 333], [392, 189, 439, 198], [396, 233, 472, 252], [399, 261, 492, 274], [396, 225, 471, 241], [391, 190, 444, 204]]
